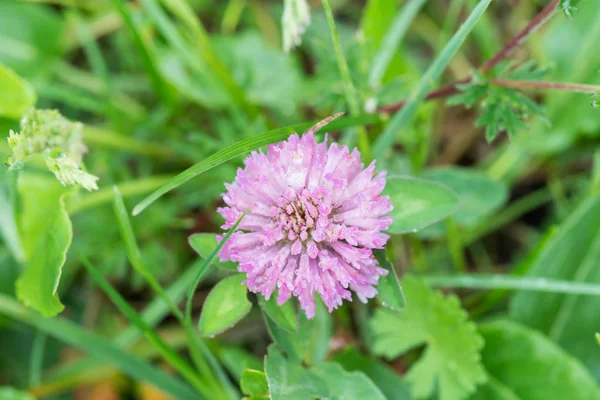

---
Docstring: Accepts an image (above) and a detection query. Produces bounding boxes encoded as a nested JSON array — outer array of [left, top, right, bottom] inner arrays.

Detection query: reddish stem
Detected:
[[377, 0, 561, 114]]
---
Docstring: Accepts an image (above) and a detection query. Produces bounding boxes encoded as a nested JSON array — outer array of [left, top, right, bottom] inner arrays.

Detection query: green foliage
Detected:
[[371, 276, 486, 400], [472, 320, 600, 399], [198, 274, 252, 337], [373, 249, 405, 310], [264, 346, 385, 400], [449, 72, 546, 142], [264, 298, 332, 365], [188, 233, 237, 270], [0, 63, 36, 119], [0, 387, 35, 400], [6, 109, 98, 191], [333, 347, 412, 400], [559, 0, 580, 21], [511, 194, 600, 379], [372, 0, 493, 158], [258, 294, 298, 333], [240, 369, 269, 398], [0, 3, 65, 79], [0, 293, 198, 399], [15, 175, 72, 317], [383, 177, 459, 234], [418, 167, 509, 238]]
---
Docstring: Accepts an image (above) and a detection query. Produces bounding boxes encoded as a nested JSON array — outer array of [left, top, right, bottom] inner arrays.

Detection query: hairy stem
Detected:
[[491, 79, 600, 94]]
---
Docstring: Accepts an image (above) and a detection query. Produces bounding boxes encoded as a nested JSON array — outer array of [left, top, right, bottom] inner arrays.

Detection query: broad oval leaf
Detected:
[[383, 176, 459, 234], [472, 320, 600, 400], [16, 174, 72, 317], [241, 369, 269, 397], [418, 167, 508, 238], [373, 249, 405, 310], [0, 63, 36, 119], [198, 273, 251, 337], [258, 293, 298, 333], [188, 233, 238, 270]]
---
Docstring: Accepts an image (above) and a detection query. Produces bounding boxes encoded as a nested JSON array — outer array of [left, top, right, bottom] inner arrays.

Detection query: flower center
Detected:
[[272, 187, 330, 242]]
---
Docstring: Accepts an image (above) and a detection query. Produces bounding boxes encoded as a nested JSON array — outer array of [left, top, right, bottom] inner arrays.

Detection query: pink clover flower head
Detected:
[[217, 117, 393, 318]]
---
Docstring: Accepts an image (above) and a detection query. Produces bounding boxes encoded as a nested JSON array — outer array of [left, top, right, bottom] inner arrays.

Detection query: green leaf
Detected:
[[450, 78, 546, 143], [16, 175, 73, 317], [510, 194, 600, 379], [264, 298, 332, 365], [372, 0, 493, 158], [264, 346, 328, 400], [241, 369, 269, 397], [188, 233, 238, 270], [258, 294, 298, 333], [198, 274, 251, 337], [472, 320, 600, 400], [373, 249, 405, 310], [596, 333, 600, 345], [0, 63, 36, 119], [311, 363, 387, 400], [264, 346, 385, 400], [418, 167, 509, 238], [0, 294, 198, 400], [383, 176, 459, 234], [219, 346, 264, 382], [0, 387, 35, 400], [371, 276, 486, 400], [333, 347, 411, 400]]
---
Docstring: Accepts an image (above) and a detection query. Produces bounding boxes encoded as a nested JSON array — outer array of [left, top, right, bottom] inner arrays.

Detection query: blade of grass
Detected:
[[44, 257, 213, 386], [372, 0, 493, 159], [113, 187, 233, 397], [109, 0, 173, 105], [321, 0, 370, 158], [68, 175, 174, 215], [368, 0, 427, 88], [0, 293, 198, 400], [113, 187, 185, 322], [132, 113, 376, 215], [425, 275, 600, 296], [29, 332, 46, 387], [79, 255, 211, 398], [185, 211, 247, 321]]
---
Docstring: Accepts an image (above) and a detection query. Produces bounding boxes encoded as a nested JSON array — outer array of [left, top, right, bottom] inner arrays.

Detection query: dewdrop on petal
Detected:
[[217, 114, 394, 318], [282, 0, 311, 53]]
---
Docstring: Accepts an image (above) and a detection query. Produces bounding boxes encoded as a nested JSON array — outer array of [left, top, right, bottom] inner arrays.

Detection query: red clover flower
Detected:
[[218, 118, 393, 318]]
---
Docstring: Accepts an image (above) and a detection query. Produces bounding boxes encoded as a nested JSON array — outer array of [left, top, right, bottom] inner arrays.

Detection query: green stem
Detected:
[[68, 175, 174, 215], [321, 0, 370, 159], [445, 217, 467, 272], [29, 331, 47, 388], [424, 274, 600, 296]]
